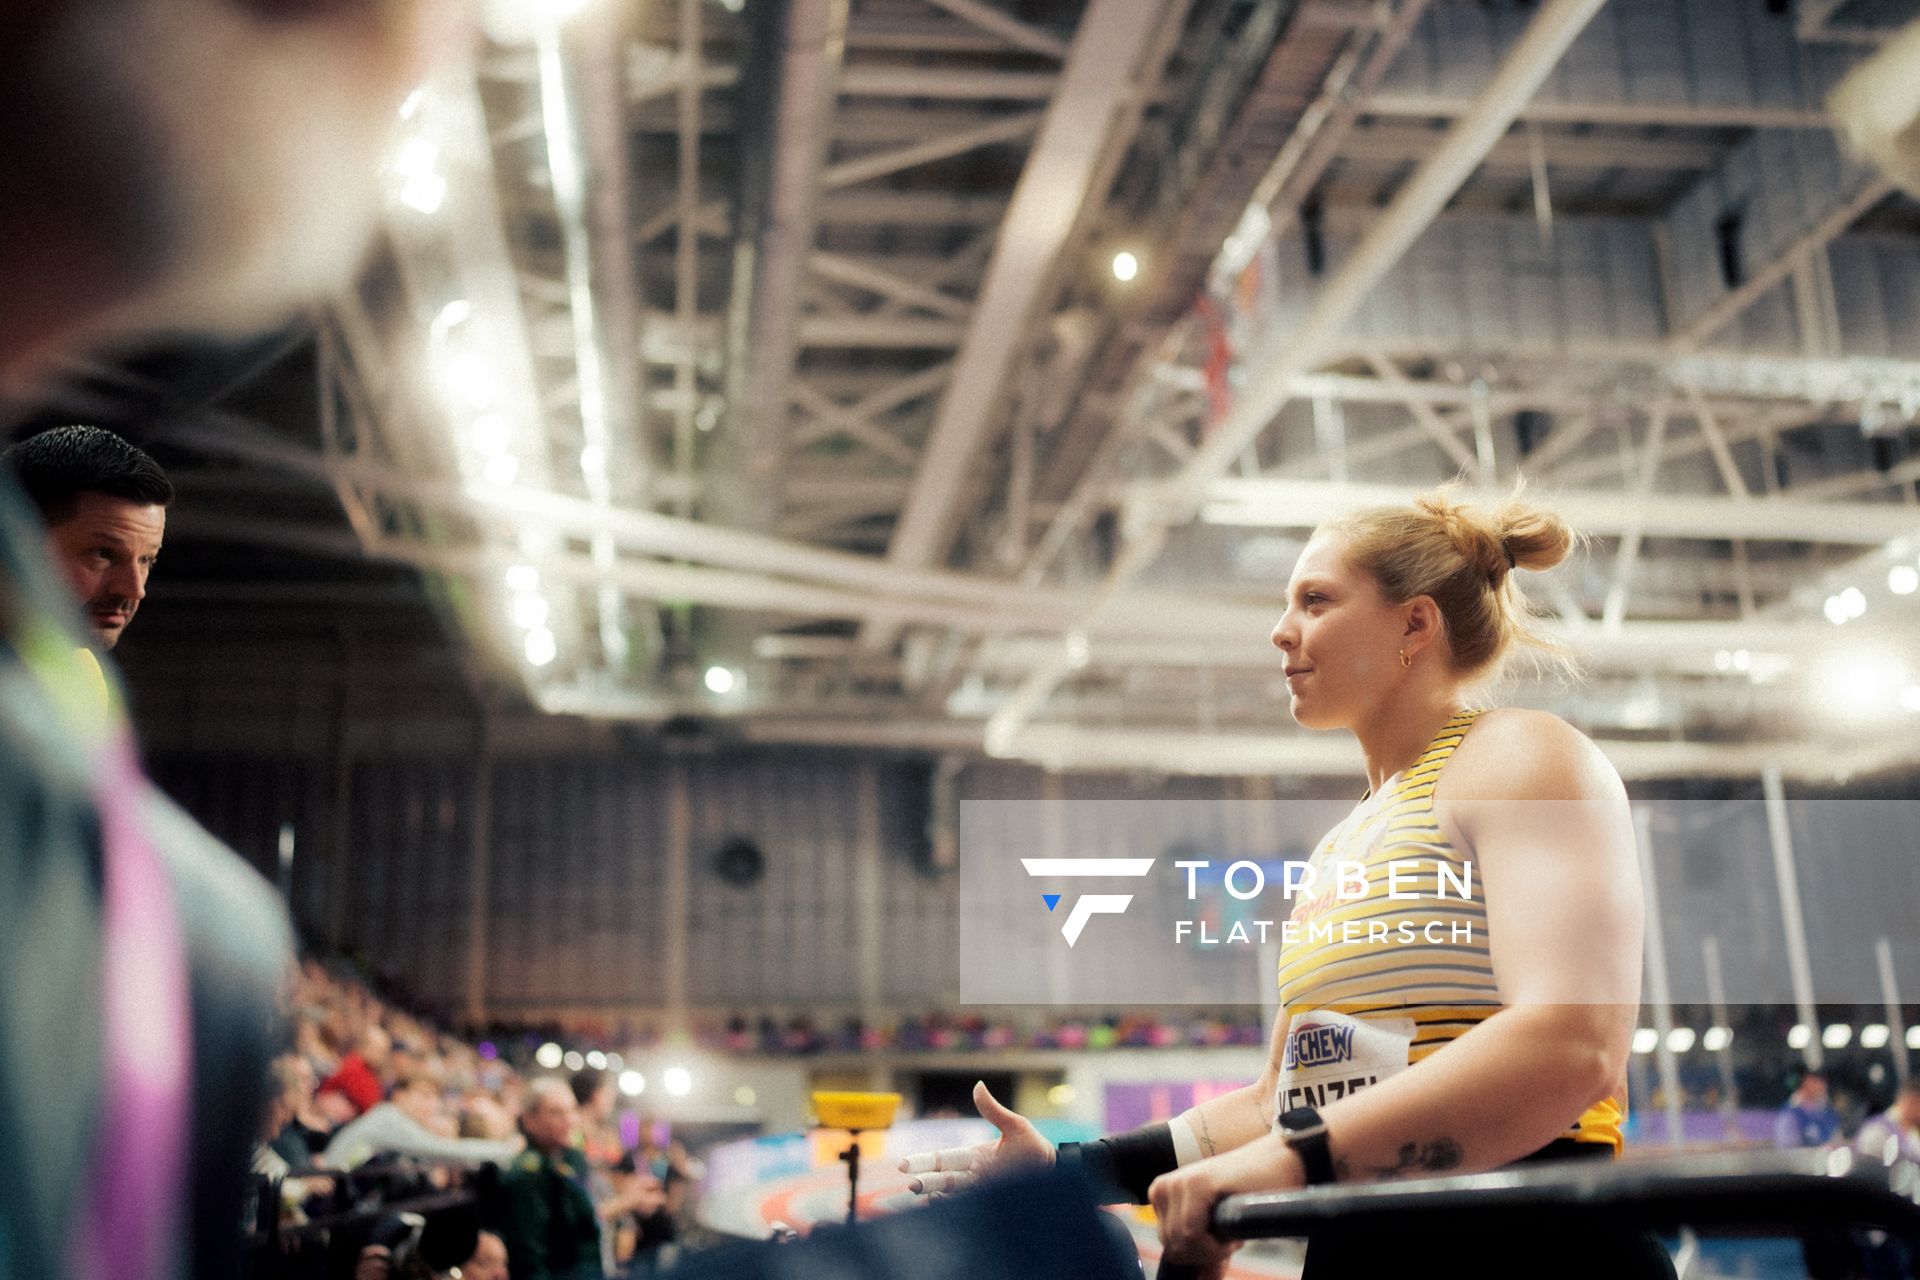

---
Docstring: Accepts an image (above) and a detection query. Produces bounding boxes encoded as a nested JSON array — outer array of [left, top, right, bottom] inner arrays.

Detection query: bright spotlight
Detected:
[[1812, 653, 1908, 719], [1840, 586, 1867, 618], [1860, 1024, 1891, 1050], [525, 627, 558, 667], [511, 593, 550, 630], [563, 1050, 585, 1071], [484, 453, 520, 487], [535, 1042, 564, 1069], [1732, 649, 1751, 672], [1631, 1028, 1658, 1054], [663, 1067, 692, 1097], [1788, 1023, 1813, 1049], [434, 300, 474, 334], [1111, 251, 1140, 283], [586, 1050, 607, 1070], [435, 348, 499, 413], [1890, 564, 1919, 595], [506, 564, 540, 593], [394, 135, 439, 179], [1823, 1023, 1853, 1050], [398, 171, 447, 215], [1702, 1026, 1732, 1052], [1666, 1027, 1696, 1053], [704, 666, 736, 694], [1908, 1026, 1920, 1050], [469, 414, 510, 455], [618, 1070, 646, 1097], [1824, 595, 1850, 626]]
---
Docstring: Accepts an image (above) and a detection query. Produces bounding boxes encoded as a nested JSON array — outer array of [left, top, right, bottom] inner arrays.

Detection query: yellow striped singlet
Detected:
[[1274, 707, 1625, 1153]]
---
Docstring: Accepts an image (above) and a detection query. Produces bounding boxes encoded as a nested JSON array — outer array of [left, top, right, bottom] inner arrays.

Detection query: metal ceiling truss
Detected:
[[218, 0, 1920, 784]]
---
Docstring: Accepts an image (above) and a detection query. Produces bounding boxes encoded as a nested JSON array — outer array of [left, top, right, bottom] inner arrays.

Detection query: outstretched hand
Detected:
[[897, 1081, 1054, 1197]]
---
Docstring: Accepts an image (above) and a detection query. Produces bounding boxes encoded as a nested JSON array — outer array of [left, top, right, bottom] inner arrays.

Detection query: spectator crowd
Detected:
[[255, 959, 695, 1280]]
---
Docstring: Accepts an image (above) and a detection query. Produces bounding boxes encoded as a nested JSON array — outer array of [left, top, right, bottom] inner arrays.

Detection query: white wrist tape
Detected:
[[1169, 1114, 1204, 1167]]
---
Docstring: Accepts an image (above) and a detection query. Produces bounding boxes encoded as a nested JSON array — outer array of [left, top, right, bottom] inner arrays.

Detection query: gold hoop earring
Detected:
[[1399, 650, 1412, 669]]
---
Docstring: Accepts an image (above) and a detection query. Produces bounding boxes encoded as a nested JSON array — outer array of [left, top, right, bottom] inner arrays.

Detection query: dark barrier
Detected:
[[243, 1160, 491, 1280], [1151, 1150, 1920, 1280], [1210, 1150, 1920, 1242]]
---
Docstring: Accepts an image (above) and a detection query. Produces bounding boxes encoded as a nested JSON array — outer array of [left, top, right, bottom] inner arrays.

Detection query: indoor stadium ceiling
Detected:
[[34, 0, 1920, 782]]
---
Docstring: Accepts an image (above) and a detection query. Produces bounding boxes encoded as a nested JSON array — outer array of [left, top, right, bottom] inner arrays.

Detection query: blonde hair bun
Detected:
[[1324, 478, 1580, 684]]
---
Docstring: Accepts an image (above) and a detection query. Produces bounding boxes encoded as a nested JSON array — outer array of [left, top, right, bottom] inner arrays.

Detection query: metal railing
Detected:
[[1208, 1148, 1920, 1242]]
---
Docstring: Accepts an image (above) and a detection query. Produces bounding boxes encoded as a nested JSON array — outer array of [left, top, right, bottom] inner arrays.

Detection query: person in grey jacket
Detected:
[[325, 1075, 522, 1172]]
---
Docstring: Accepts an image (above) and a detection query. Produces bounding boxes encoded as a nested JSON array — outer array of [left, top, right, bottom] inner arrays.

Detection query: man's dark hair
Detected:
[[2, 424, 173, 524], [569, 1067, 609, 1107]]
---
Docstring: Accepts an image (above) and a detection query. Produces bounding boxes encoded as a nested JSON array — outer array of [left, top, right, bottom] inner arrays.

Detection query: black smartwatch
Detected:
[[1277, 1106, 1337, 1186]]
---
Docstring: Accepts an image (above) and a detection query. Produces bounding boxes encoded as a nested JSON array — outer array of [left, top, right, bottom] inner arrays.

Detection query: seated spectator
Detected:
[[325, 1075, 521, 1172], [463, 1093, 518, 1143], [321, 1024, 394, 1117], [1776, 1069, 1842, 1149], [463, 1229, 511, 1280], [494, 1079, 601, 1280], [1857, 1079, 1920, 1168], [254, 1060, 336, 1228], [610, 1152, 675, 1277], [266, 1054, 329, 1169]]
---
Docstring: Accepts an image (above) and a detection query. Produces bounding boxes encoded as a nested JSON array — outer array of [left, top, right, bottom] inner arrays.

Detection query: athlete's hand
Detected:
[[898, 1081, 1054, 1197], [1149, 1135, 1300, 1267]]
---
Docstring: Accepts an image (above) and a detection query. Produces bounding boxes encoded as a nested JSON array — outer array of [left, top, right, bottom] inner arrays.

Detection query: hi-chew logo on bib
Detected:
[[1275, 1010, 1413, 1115]]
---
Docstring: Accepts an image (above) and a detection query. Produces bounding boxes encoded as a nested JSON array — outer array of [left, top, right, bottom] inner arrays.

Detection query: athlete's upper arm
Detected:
[[1441, 710, 1642, 1009]]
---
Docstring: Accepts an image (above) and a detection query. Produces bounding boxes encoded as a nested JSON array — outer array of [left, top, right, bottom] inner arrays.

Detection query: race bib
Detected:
[[1273, 1010, 1414, 1121]]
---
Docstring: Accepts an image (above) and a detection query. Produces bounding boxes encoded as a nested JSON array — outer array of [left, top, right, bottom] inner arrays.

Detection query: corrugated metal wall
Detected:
[[145, 748, 1920, 1017], [1378, 0, 1858, 117]]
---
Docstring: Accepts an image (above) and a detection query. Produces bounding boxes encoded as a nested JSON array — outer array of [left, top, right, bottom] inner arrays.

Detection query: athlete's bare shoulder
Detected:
[[1445, 707, 1625, 805]]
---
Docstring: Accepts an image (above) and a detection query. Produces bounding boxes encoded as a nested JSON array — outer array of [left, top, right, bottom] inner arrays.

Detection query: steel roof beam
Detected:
[[881, 0, 1173, 578], [1193, 476, 1920, 546], [819, 112, 1042, 189]]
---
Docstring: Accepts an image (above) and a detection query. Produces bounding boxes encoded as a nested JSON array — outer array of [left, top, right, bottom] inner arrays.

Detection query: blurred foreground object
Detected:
[[665, 1167, 1137, 1280], [1830, 19, 1920, 197]]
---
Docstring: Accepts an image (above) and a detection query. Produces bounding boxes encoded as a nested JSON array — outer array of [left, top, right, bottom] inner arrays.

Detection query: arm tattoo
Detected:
[[1333, 1137, 1463, 1183], [1197, 1111, 1218, 1158]]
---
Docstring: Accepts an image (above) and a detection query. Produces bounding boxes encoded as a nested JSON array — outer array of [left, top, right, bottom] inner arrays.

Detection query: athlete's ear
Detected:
[[1402, 596, 1444, 655], [1405, 594, 1436, 637]]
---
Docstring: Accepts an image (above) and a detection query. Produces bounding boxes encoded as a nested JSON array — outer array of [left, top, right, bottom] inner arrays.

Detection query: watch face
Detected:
[[1279, 1107, 1323, 1135]]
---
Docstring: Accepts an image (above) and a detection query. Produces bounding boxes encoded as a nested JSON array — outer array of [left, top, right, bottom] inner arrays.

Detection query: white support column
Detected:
[[1762, 765, 1822, 1072], [1635, 807, 1686, 1150], [1043, 771, 1070, 1005], [1876, 937, 1909, 1086], [855, 761, 885, 1028], [665, 759, 693, 1033], [1601, 406, 1671, 633], [464, 720, 496, 1028], [1701, 935, 1741, 1137]]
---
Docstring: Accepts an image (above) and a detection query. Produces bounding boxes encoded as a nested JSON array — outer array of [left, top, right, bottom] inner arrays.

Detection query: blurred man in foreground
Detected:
[[1, 2, 462, 1278]]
